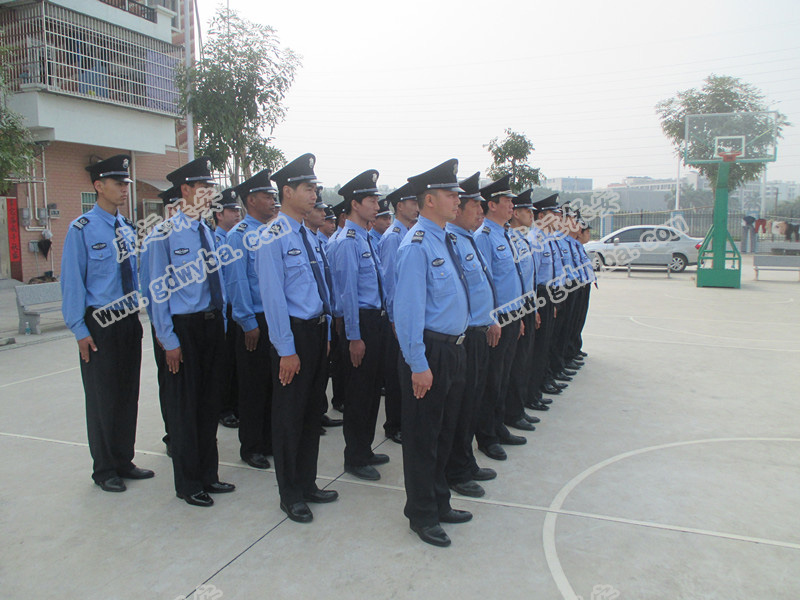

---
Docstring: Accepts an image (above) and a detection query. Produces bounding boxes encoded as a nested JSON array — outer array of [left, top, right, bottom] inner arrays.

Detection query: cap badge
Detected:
[[206, 160, 212, 171], [122, 158, 129, 169]]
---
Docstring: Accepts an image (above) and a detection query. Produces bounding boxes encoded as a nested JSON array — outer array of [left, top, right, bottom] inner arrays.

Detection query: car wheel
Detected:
[[670, 253, 687, 272], [592, 253, 604, 271]]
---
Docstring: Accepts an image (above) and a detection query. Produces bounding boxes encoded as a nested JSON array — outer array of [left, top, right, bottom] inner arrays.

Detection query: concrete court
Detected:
[[1, 255, 799, 600]]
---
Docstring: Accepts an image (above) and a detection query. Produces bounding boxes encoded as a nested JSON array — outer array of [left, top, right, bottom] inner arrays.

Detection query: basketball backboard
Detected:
[[684, 111, 778, 165]]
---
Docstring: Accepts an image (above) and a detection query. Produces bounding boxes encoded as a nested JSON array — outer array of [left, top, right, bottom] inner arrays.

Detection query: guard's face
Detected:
[[428, 189, 460, 222], [322, 219, 337, 236], [184, 182, 216, 215], [354, 195, 379, 222], [285, 182, 317, 216], [306, 206, 326, 228], [460, 198, 484, 231], [397, 198, 419, 222], [373, 214, 392, 234], [535, 210, 558, 231], [496, 195, 514, 221], [250, 191, 277, 221], [218, 206, 241, 230], [95, 178, 129, 207], [514, 207, 534, 228]]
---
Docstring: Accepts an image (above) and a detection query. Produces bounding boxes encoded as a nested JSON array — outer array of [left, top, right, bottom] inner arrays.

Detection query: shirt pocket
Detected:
[[430, 267, 456, 299], [87, 244, 115, 276], [284, 254, 308, 285]]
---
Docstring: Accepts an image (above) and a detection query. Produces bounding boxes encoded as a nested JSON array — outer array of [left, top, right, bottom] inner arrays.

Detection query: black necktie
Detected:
[[465, 234, 498, 308], [299, 225, 332, 316], [504, 229, 526, 292], [198, 224, 224, 311], [317, 237, 335, 299], [445, 232, 471, 317], [366, 235, 386, 311], [114, 219, 136, 295]]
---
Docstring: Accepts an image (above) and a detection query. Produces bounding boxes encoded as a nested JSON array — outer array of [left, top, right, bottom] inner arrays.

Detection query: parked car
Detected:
[[584, 225, 704, 272]]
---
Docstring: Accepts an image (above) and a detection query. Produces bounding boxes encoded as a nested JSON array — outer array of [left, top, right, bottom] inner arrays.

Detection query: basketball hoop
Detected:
[[718, 151, 741, 163]]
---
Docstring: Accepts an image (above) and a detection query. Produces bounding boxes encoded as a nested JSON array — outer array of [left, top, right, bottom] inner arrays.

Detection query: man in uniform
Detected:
[[147, 156, 235, 507], [255, 153, 338, 523], [226, 170, 278, 470], [214, 188, 242, 430], [369, 198, 392, 248], [395, 158, 473, 547], [474, 174, 527, 462], [326, 199, 350, 414], [444, 171, 500, 499], [331, 170, 389, 481], [379, 182, 419, 444], [320, 205, 337, 241], [61, 154, 152, 492]]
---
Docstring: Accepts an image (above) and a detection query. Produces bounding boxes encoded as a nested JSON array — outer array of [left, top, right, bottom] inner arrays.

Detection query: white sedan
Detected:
[[584, 225, 704, 272]]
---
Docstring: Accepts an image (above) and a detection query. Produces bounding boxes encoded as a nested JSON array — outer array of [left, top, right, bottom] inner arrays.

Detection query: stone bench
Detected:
[[15, 282, 62, 334], [753, 254, 800, 281]]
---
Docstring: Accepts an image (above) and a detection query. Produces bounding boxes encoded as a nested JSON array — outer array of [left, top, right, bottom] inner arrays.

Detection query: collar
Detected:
[[173, 210, 199, 231], [417, 215, 445, 242], [91, 204, 118, 227], [446, 223, 473, 238], [484, 218, 506, 234], [279, 211, 302, 233], [344, 219, 368, 238], [391, 218, 409, 234], [244, 213, 264, 227]]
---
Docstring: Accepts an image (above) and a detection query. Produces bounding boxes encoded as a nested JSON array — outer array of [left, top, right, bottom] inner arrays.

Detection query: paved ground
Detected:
[[1, 255, 799, 600]]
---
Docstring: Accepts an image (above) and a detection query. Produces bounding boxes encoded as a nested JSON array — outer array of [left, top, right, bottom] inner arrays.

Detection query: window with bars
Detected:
[[81, 192, 96, 213]]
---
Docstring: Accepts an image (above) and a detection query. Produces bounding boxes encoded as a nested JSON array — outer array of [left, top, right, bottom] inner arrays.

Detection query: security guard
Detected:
[[147, 156, 235, 507], [395, 158, 472, 548], [505, 190, 541, 433], [227, 170, 277, 470], [444, 171, 500, 499], [331, 170, 389, 481], [61, 154, 151, 492], [370, 198, 392, 247], [215, 188, 242, 430], [320, 205, 337, 242], [255, 153, 338, 524], [571, 216, 595, 361], [549, 203, 580, 385], [326, 199, 349, 413], [562, 209, 592, 366], [379, 182, 419, 444], [474, 174, 526, 462]]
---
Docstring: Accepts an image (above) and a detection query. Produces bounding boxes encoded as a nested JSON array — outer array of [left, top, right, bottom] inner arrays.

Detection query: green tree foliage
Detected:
[[0, 33, 36, 194], [655, 75, 789, 192], [486, 129, 542, 192], [177, 8, 300, 185]]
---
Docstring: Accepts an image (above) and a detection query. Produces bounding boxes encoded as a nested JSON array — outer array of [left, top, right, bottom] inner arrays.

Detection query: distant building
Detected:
[[547, 177, 593, 192], [0, 0, 195, 282], [609, 172, 709, 192]]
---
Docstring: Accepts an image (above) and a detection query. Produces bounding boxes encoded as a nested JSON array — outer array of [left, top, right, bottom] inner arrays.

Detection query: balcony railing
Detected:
[[98, 0, 156, 23], [0, 1, 183, 117]]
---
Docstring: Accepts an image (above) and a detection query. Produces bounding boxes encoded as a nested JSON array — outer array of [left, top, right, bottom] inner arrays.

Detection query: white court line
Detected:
[[628, 316, 800, 343], [592, 314, 800, 327], [584, 332, 800, 352], [542, 437, 800, 600], [0, 367, 79, 389], [664, 293, 796, 305]]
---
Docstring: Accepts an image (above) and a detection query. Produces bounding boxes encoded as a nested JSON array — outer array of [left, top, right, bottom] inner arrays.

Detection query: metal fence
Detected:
[[0, 0, 183, 116], [98, 0, 156, 23]]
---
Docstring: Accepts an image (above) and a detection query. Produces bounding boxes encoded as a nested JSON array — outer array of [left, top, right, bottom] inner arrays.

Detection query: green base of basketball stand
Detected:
[[696, 160, 742, 289]]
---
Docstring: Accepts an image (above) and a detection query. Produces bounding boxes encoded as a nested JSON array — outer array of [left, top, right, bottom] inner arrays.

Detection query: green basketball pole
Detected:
[[696, 155, 742, 288]]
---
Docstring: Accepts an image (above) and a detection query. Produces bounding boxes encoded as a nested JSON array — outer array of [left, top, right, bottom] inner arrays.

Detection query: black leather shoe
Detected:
[[528, 401, 550, 412], [366, 453, 390, 466], [386, 431, 402, 444], [321, 414, 343, 427], [541, 382, 563, 395], [95, 476, 126, 492], [281, 501, 313, 523], [547, 379, 568, 389], [507, 417, 536, 432], [449, 480, 485, 498], [472, 467, 497, 481], [524, 413, 541, 424], [539, 397, 553, 404], [554, 373, 573, 382], [119, 466, 154, 480], [219, 414, 239, 428], [498, 430, 527, 445], [204, 481, 235, 494], [578, 350, 588, 357], [566, 360, 583, 369], [177, 491, 214, 507], [243, 453, 271, 469], [410, 523, 451, 547], [345, 464, 381, 480], [332, 403, 344, 413], [440, 509, 473, 524], [478, 444, 507, 461], [524, 398, 540, 410], [304, 488, 339, 503], [320, 427, 327, 436]]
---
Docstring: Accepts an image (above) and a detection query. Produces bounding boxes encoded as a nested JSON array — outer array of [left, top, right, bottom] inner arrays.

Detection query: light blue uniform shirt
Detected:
[[61, 204, 138, 340], [446, 223, 495, 327], [213, 225, 229, 248], [368, 227, 383, 250], [146, 210, 224, 351], [226, 213, 268, 332], [565, 236, 587, 283], [529, 226, 554, 287], [255, 213, 327, 357], [577, 241, 596, 283], [316, 229, 329, 250], [380, 218, 409, 323], [395, 215, 469, 373], [330, 219, 383, 341], [474, 219, 523, 311], [508, 227, 536, 295], [554, 234, 577, 282]]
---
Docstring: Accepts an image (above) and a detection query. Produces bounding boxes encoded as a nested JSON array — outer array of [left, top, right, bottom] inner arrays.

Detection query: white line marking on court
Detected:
[[542, 437, 800, 600], [583, 333, 800, 352], [628, 316, 800, 343], [0, 367, 79, 388], [592, 314, 800, 327], [664, 293, 795, 305]]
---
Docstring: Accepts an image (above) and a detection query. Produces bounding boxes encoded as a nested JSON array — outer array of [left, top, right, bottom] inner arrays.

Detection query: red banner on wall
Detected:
[[6, 198, 23, 281]]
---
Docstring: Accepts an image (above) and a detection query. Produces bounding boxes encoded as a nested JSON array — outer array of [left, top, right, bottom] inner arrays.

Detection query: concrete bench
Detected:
[[15, 282, 62, 334], [600, 251, 672, 278], [754, 254, 800, 281]]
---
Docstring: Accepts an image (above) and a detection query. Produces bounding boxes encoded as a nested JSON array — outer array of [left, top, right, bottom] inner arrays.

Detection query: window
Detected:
[[80, 191, 95, 213], [615, 228, 646, 243]]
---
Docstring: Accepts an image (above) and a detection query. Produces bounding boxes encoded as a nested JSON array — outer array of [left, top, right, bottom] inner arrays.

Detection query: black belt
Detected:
[[424, 329, 466, 345], [290, 314, 326, 326], [467, 325, 489, 334], [174, 309, 220, 321], [359, 308, 386, 318]]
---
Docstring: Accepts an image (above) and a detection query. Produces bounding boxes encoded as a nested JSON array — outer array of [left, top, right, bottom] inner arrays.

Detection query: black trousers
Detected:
[[529, 286, 556, 394], [235, 312, 272, 458], [549, 288, 577, 376], [343, 310, 386, 466], [150, 324, 170, 446], [270, 317, 327, 505], [330, 317, 347, 410], [475, 317, 520, 448], [165, 310, 224, 496], [446, 326, 489, 485], [506, 311, 536, 424], [567, 285, 591, 358], [80, 309, 142, 482], [400, 334, 466, 527], [219, 304, 239, 418], [382, 320, 402, 436]]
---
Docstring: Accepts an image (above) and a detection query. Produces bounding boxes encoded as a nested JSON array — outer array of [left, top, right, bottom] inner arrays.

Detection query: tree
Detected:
[[0, 34, 36, 194], [177, 8, 301, 185], [655, 75, 789, 192], [663, 185, 714, 210], [486, 129, 542, 192]]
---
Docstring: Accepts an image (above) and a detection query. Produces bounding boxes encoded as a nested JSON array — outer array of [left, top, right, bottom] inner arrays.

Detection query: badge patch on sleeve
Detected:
[[346, 229, 356, 239], [174, 248, 190, 255], [431, 258, 445, 267], [361, 251, 372, 258], [287, 248, 302, 256], [91, 242, 107, 250]]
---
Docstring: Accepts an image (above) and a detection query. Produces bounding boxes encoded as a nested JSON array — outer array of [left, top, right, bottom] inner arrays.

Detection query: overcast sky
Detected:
[[195, 0, 800, 191]]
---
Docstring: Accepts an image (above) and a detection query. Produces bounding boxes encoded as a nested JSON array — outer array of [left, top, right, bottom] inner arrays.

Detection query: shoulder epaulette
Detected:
[[411, 230, 425, 243], [346, 229, 356, 239], [73, 216, 90, 230], [481, 225, 490, 234], [269, 222, 282, 235], [156, 220, 174, 234], [235, 222, 248, 233], [392, 226, 401, 233]]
